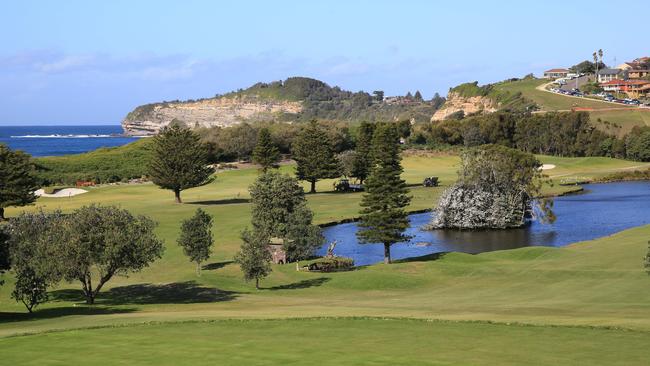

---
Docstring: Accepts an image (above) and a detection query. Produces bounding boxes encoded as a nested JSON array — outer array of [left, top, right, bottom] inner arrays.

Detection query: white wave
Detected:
[[10, 134, 118, 138]]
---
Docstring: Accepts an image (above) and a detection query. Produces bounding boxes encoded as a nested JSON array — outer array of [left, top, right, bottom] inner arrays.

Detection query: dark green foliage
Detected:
[[414, 91, 423, 102], [249, 172, 323, 261], [235, 228, 272, 289], [284, 205, 325, 262], [569, 60, 607, 74], [55, 205, 164, 304], [625, 127, 650, 162], [304, 257, 354, 272], [351, 121, 375, 184], [292, 121, 340, 193], [6, 210, 65, 312], [178, 208, 214, 276], [0, 144, 40, 220], [34, 138, 152, 185], [0, 227, 9, 281], [12, 268, 48, 313], [149, 125, 213, 203], [357, 123, 412, 264], [252, 127, 281, 172]]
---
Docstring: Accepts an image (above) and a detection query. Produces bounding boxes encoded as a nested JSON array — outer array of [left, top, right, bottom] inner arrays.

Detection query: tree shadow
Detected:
[[265, 277, 330, 291], [202, 261, 234, 271], [49, 281, 238, 305], [0, 306, 137, 323], [188, 198, 250, 205], [395, 252, 448, 263]]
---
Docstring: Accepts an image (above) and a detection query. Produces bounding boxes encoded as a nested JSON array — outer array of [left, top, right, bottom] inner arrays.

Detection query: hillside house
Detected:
[[616, 62, 638, 71], [600, 79, 650, 98], [627, 69, 650, 79], [597, 68, 623, 83], [543, 68, 570, 79]]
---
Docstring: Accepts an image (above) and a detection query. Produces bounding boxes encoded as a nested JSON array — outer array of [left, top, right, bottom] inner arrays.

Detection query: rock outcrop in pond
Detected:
[[428, 185, 530, 230]]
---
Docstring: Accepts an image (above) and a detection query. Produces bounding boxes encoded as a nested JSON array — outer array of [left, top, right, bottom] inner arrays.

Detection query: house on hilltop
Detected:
[[543, 68, 570, 79], [597, 68, 623, 83], [599, 79, 650, 98], [627, 69, 650, 79]]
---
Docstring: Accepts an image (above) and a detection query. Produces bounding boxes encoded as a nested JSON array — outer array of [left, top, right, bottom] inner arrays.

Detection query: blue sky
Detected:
[[1, 0, 648, 125]]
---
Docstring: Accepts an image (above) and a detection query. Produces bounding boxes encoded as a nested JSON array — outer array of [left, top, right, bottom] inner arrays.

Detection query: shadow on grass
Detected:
[[394, 252, 447, 263], [49, 281, 238, 306], [202, 260, 234, 271], [0, 306, 137, 323], [265, 277, 330, 291], [188, 198, 250, 205]]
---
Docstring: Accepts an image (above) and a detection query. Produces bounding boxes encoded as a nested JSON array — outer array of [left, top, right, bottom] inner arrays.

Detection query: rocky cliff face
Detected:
[[122, 97, 303, 136], [430, 92, 498, 121]]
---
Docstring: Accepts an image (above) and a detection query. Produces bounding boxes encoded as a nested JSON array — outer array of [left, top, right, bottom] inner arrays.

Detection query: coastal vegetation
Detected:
[[0, 144, 40, 220], [148, 126, 213, 203]]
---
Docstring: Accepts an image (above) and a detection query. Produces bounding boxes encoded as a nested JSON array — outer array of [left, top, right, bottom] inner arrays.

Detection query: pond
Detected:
[[319, 181, 650, 266]]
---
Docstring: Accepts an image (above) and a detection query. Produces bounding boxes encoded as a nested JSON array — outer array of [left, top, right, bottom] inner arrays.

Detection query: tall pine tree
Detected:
[[351, 121, 375, 184], [292, 121, 340, 193], [148, 125, 213, 203], [252, 127, 280, 172], [356, 123, 411, 264], [0, 144, 40, 221]]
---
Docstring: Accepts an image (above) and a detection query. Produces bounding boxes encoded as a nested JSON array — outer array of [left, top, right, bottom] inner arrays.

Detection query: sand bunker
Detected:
[[541, 164, 556, 170], [35, 188, 88, 198]]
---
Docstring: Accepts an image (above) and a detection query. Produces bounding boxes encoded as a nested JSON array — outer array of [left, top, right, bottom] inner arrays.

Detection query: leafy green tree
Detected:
[[6, 210, 65, 312], [235, 228, 272, 289], [626, 128, 650, 162], [351, 121, 375, 184], [252, 127, 280, 172], [149, 125, 213, 203], [285, 205, 324, 262], [56, 205, 164, 304], [292, 121, 340, 193], [372, 90, 384, 102], [357, 123, 412, 264], [177, 208, 214, 276], [0, 144, 40, 220], [249, 171, 322, 260], [414, 90, 423, 101], [12, 268, 48, 313]]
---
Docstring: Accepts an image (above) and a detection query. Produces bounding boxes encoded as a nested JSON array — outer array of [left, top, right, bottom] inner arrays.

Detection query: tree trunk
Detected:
[[0, 207, 4, 221], [383, 243, 391, 264], [255, 278, 260, 290], [310, 180, 316, 194], [196, 262, 201, 277], [174, 189, 182, 203]]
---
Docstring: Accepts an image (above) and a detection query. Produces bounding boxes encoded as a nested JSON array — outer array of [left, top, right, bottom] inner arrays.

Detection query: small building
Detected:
[[543, 68, 570, 79], [627, 69, 650, 79], [268, 238, 287, 264], [616, 62, 638, 71], [597, 68, 623, 83]]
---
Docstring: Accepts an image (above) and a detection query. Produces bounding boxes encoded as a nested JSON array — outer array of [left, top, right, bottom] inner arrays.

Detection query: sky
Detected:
[[1, 0, 648, 125]]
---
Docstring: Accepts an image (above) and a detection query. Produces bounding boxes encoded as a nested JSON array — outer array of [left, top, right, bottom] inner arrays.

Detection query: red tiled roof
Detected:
[[600, 79, 650, 86], [545, 68, 569, 73]]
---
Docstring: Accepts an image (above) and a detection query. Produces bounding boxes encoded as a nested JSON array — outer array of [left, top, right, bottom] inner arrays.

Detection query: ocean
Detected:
[[0, 125, 139, 157]]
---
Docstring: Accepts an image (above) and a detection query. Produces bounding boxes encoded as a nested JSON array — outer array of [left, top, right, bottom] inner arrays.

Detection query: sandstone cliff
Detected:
[[122, 96, 302, 136], [430, 92, 498, 121]]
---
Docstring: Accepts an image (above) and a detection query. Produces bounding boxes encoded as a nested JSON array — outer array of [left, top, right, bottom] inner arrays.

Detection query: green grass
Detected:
[[2, 318, 649, 366], [495, 79, 650, 134], [1, 153, 650, 364]]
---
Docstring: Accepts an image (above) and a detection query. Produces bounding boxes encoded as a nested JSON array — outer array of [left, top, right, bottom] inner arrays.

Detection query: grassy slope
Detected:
[[2, 319, 649, 366], [1, 154, 650, 364], [495, 78, 650, 134]]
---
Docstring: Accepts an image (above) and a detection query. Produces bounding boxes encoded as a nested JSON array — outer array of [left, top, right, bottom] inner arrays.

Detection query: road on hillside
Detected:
[[559, 75, 593, 91]]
